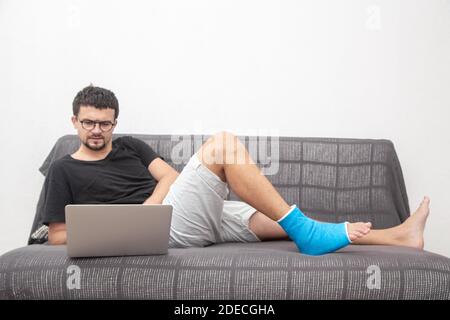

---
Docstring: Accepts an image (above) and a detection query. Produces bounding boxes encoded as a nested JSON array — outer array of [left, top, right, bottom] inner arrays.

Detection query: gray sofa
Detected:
[[1, 134, 449, 300]]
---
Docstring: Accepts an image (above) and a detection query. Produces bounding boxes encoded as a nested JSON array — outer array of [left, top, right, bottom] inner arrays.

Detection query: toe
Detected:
[[357, 223, 371, 234], [354, 231, 363, 238]]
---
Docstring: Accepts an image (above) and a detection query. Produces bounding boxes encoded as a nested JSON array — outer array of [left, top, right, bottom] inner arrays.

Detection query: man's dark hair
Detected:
[[73, 85, 119, 119]]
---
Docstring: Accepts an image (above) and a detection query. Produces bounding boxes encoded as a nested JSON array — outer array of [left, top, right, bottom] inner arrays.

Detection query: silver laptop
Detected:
[[65, 204, 172, 258]]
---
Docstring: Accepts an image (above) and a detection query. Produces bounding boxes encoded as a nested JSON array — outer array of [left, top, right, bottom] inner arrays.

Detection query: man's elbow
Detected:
[[48, 223, 67, 245], [48, 231, 67, 245]]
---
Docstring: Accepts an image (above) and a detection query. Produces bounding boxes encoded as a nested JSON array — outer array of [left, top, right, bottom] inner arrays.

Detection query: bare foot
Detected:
[[393, 196, 430, 249], [347, 222, 372, 242]]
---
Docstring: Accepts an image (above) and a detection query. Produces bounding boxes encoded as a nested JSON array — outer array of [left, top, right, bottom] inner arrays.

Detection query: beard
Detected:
[[83, 135, 107, 151]]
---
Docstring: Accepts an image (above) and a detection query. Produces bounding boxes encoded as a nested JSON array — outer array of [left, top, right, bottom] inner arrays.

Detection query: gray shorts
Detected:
[[162, 153, 261, 248]]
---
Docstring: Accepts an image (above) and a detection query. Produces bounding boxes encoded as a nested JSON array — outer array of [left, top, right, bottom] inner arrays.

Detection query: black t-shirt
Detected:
[[41, 136, 162, 226]]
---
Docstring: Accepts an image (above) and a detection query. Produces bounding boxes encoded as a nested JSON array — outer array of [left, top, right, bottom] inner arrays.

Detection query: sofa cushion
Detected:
[[1, 242, 449, 300]]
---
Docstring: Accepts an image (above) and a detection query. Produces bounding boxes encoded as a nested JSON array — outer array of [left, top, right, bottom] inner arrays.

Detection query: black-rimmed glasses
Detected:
[[78, 119, 116, 132]]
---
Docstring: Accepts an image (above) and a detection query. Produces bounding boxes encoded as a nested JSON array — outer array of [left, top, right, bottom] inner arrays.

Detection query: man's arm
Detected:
[[48, 222, 67, 245], [143, 158, 179, 205], [42, 162, 72, 246]]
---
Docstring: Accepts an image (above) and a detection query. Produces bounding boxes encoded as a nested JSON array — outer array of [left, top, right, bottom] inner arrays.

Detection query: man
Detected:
[[43, 85, 430, 255]]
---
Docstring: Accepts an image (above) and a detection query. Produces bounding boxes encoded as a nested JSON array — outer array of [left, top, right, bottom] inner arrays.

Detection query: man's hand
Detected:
[[48, 222, 67, 245]]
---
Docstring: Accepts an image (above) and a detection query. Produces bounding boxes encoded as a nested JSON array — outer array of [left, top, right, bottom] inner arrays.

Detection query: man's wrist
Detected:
[[143, 196, 162, 205]]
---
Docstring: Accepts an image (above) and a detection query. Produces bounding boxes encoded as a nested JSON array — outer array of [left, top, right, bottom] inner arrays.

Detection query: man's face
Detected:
[[72, 106, 116, 151]]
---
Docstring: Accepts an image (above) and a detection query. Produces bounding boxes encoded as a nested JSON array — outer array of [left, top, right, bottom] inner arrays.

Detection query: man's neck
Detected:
[[72, 143, 113, 161]]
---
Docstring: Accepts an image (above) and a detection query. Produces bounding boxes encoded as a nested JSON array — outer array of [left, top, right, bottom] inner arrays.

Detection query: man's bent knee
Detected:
[[211, 131, 250, 165], [198, 130, 250, 168]]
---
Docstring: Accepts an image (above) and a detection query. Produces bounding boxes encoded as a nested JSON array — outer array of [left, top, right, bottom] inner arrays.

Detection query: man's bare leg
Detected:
[[352, 197, 430, 248], [249, 196, 431, 250], [197, 131, 371, 242]]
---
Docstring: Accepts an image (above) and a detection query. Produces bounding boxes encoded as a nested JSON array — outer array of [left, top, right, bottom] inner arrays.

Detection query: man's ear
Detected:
[[71, 116, 78, 129]]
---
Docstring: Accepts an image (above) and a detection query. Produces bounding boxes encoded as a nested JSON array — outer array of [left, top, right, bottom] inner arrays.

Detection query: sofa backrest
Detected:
[[28, 134, 411, 244]]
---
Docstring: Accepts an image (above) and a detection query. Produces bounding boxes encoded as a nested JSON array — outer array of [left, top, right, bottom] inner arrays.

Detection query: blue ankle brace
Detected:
[[278, 205, 351, 256]]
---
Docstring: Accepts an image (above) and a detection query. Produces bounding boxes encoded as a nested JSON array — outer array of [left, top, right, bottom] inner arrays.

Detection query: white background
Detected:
[[1, 0, 449, 257]]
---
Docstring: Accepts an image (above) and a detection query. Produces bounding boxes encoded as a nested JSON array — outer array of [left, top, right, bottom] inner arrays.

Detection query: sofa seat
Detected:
[[1, 241, 449, 300]]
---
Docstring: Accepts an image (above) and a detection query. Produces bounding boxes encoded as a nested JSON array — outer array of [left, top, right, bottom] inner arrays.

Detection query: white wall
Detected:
[[1, 0, 449, 256]]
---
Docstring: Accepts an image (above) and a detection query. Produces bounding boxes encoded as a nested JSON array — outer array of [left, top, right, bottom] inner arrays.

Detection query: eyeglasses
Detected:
[[78, 119, 116, 132]]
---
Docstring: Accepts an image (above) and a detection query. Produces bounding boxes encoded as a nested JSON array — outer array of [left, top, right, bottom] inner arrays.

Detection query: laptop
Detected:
[[65, 204, 173, 258]]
